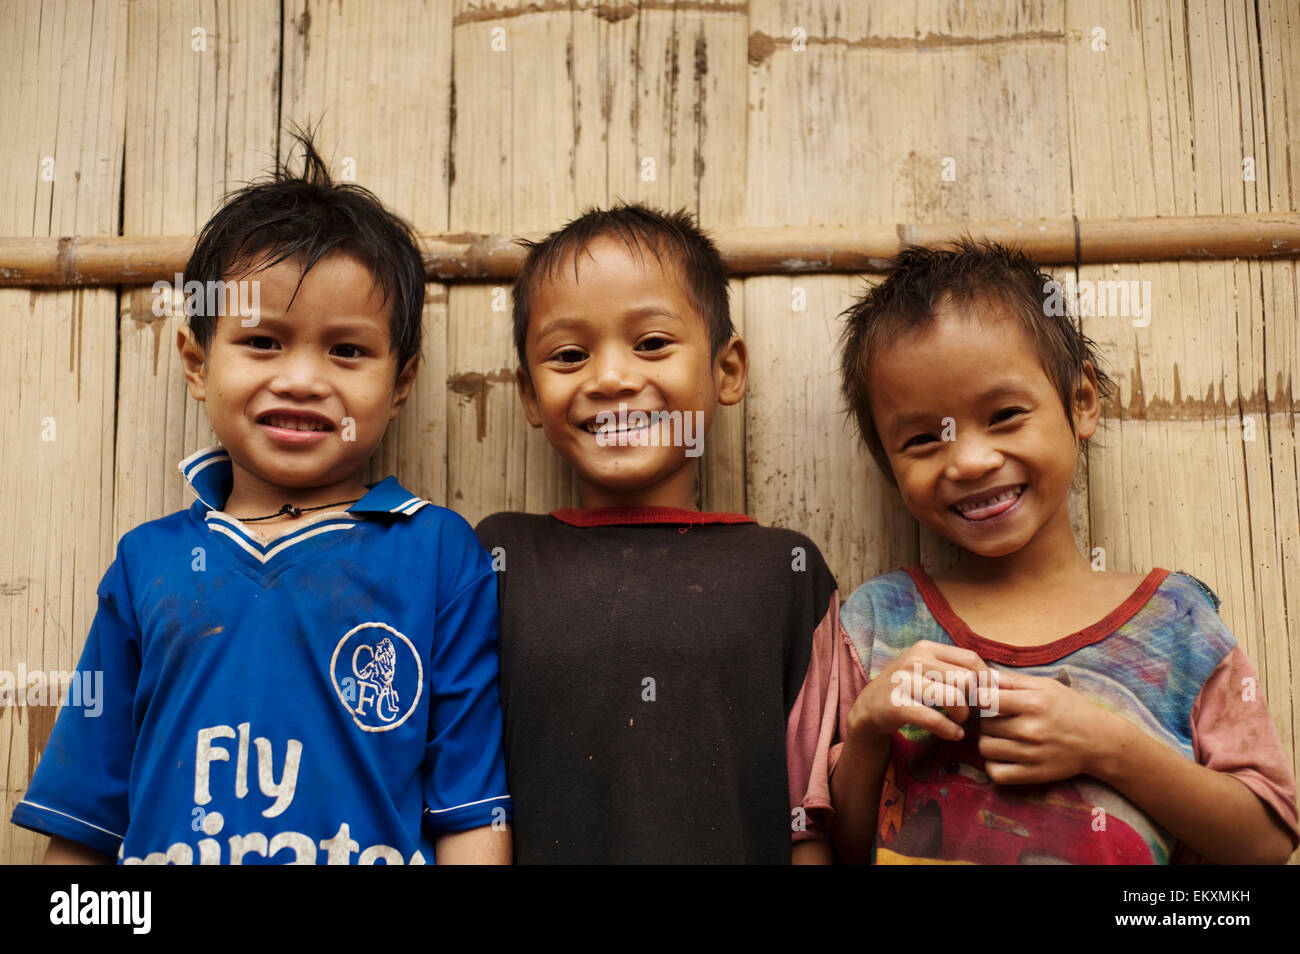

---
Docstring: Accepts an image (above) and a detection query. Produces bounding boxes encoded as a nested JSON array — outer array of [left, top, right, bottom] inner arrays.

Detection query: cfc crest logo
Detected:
[[330, 622, 423, 732]]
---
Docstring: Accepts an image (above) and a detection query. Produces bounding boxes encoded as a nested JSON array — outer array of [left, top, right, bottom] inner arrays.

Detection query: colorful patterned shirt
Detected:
[[835, 567, 1299, 864]]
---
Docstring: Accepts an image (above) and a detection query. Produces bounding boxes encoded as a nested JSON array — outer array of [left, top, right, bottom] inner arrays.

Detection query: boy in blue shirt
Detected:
[[12, 135, 511, 864]]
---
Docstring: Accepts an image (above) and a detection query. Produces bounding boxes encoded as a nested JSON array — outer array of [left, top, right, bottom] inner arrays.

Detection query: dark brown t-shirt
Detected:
[[475, 506, 839, 864]]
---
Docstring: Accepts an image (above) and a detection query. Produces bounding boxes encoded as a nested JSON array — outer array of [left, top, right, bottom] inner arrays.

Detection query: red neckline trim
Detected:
[[550, 506, 756, 528], [906, 566, 1171, 665]]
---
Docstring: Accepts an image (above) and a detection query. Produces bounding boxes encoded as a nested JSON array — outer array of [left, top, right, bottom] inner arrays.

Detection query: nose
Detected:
[[268, 346, 331, 399], [583, 346, 644, 399], [942, 431, 1004, 482]]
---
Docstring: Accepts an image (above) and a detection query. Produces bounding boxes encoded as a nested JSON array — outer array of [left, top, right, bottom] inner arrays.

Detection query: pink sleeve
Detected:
[[1190, 647, 1300, 852], [786, 589, 870, 842]]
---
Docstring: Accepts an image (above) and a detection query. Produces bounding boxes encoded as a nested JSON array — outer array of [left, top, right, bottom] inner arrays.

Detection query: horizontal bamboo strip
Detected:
[[2, 213, 1298, 286]]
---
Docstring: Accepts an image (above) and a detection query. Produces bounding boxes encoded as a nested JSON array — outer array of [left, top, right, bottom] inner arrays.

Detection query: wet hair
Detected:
[[838, 237, 1115, 481], [511, 202, 733, 375], [183, 127, 424, 376]]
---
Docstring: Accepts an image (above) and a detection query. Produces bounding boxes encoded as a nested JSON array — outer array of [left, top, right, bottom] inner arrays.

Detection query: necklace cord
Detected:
[[237, 498, 362, 523]]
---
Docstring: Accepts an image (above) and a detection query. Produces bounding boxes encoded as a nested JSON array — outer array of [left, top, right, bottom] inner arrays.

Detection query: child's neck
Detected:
[[942, 508, 1092, 587], [222, 463, 370, 524], [576, 466, 700, 511], [930, 510, 1151, 647]]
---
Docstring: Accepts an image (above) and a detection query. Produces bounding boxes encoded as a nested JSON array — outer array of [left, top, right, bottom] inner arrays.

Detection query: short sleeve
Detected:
[[11, 556, 142, 857], [422, 517, 512, 835], [826, 582, 876, 778], [1190, 646, 1299, 852], [786, 589, 870, 842]]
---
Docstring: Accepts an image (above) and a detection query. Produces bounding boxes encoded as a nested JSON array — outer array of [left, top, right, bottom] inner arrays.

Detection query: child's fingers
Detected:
[[978, 685, 1048, 718], [885, 671, 969, 739], [904, 704, 966, 742], [982, 758, 1036, 786], [895, 649, 988, 704], [889, 667, 970, 712], [978, 714, 1020, 738], [921, 642, 993, 675], [977, 732, 1028, 763], [985, 669, 1053, 691], [931, 678, 971, 727]]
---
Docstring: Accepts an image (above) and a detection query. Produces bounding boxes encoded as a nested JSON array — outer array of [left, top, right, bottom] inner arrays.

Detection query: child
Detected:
[[830, 239, 1299, 864], [475, 204, 841, 863], [11, 135, 511, 864]]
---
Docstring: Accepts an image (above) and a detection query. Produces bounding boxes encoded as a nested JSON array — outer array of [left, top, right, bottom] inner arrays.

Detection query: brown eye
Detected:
[[331, 343, 367, 359], [637, 336, 669, 352]]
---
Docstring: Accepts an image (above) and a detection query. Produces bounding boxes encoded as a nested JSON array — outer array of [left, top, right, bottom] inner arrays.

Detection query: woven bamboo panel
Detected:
[[0, 0, 1294, 864]]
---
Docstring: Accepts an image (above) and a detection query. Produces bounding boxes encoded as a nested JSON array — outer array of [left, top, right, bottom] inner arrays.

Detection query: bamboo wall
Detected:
[[1, 0, 1296, 864]]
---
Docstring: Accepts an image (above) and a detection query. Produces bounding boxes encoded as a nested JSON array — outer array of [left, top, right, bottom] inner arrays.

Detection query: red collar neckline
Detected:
[[906, 565, 1170, 665], [550, 506, 755, 528]]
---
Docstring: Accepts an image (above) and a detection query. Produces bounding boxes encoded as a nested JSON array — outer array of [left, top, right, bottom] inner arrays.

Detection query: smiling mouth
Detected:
[[259, 413, 333, 432], [581, 416, 658, 436], [951, 485, 1024, 521]]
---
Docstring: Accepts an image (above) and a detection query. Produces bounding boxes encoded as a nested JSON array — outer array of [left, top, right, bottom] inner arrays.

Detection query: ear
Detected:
[[713, 335, 749, 407], [516, 366, 543, 428], [388, 353, 421, 420], [177, 325, 209, 402], [1073, 361, 1102, 441]]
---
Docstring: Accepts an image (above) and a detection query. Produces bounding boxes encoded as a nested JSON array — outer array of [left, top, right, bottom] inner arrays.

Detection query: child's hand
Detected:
[[978, 670, 1125, 784], [847, 640, 991, 744]]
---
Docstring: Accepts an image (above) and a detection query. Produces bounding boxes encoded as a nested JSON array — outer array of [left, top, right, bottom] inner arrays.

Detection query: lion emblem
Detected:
[[353, 636, 401, 722]]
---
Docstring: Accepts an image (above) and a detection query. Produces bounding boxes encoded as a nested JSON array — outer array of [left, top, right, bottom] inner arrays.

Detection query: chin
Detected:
[[581, 471, 663, 494], [959, 537, 1028, 559], [257, 457, 348, 486]]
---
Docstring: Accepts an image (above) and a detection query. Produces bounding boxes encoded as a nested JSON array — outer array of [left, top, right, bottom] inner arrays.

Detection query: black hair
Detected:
[[511, 202, 733, 374], [839, 237, 1115, 482], [184, 127, 424, 375]]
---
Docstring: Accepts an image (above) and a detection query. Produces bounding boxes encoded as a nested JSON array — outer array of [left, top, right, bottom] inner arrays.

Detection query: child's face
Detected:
[[869, 300, 1098, 559], [517, 236, 745, 508], [178, 252, 417, 501]]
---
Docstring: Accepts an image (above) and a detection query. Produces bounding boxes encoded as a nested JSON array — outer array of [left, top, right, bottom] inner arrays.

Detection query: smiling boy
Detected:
[[475, 205, 845, 864], [12, 136, 511, 864], [829, 240, 1298, 864]]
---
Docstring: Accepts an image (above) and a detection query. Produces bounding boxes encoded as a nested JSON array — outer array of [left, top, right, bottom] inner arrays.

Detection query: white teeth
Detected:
[[585, 421, 651, 434], [264, 415, 330, 432], [954, 486, 1022, 513]]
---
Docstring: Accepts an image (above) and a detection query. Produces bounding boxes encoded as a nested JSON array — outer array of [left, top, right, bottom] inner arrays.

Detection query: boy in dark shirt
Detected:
[[476, 204, 843, 863]]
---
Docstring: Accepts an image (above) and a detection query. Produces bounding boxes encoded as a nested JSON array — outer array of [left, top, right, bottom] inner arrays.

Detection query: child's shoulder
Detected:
[[398, 500, 496, 569], [737, 521, 832, 564], [730, 524, 840, 599], [473, 510, 555, 545], [1139, 568, 1237, 657], [114, 504, 204, 560], [842, 567, 921, 617], [396, 495, 478, 537], [1160, 569, 1222, 612]]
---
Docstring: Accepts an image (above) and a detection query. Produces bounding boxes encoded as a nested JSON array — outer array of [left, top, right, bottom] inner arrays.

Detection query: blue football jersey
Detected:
[[13, 447, 511, 864]]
